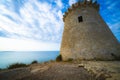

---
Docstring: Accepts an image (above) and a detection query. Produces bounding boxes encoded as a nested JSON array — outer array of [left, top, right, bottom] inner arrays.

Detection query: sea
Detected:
[[0, 51, 59, 69]]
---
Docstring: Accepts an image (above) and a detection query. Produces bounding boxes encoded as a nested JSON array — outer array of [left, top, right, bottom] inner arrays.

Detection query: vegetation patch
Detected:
[[111, 53, 120, 61], [31, 60, 38, 64], [7, 63, 28, 69], [67, 58, 73, 62], [56, 54, 62, 62]]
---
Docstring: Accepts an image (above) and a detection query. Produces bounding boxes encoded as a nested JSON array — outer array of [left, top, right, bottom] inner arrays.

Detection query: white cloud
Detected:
[[69, 0, 77, 6], [0, 0, 64, 43], [107, 2, 117, 10], [0, 0, 64, 50], [55, 0, 63, 9], [0, 37, 60, 51]]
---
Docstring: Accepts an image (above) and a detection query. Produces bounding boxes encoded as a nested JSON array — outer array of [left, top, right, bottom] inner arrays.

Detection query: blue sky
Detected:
[[0, 0, 120, 51]]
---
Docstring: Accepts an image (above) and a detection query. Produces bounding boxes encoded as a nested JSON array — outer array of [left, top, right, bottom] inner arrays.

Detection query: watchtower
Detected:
[[60, 0, 120, 61]]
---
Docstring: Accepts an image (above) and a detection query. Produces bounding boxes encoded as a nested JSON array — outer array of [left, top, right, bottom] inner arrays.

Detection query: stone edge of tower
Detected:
[[63, 0, 100, 22]]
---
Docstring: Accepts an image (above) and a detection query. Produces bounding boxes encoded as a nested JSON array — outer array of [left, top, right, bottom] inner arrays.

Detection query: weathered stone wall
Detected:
[[60, 3, 120, 61]]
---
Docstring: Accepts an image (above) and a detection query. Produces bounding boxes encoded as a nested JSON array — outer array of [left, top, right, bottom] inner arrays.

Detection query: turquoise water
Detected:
[[0, 51, 59, 69]]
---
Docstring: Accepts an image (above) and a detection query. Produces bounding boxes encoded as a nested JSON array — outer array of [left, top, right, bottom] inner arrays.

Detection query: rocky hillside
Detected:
[[0, 61, 120, 80]]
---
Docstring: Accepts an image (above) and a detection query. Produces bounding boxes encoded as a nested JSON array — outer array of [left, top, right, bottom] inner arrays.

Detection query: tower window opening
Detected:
[[78, 16, 83, 22]]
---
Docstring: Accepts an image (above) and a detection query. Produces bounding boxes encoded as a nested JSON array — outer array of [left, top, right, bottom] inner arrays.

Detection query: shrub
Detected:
[[67, 58, 73, 61], [111, 53, 120, 61], [31, 60, 38, 64], [50, 60, 54, 62], [56, 54, 62, 61], [7, 63, 28, 69]]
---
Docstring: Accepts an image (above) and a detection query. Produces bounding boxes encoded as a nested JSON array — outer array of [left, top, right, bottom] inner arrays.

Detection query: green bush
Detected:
[[7, 63, 28, 69], [56, 54, 62, 61], [31, 60, 38, 64]]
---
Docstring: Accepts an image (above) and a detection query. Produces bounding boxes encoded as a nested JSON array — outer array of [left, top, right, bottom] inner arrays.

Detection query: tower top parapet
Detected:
[[63, 0, 100, 22]]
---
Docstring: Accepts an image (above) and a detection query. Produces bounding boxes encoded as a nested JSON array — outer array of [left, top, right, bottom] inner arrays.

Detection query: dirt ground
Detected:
[[0, 61, 120, 80]]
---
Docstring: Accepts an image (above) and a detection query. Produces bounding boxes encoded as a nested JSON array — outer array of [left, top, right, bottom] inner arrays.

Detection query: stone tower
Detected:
[[60, 0, 120, 61]]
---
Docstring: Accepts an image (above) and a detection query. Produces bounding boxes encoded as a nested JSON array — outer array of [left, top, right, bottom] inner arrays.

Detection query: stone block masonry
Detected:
[[60, 0, 120, 61]]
